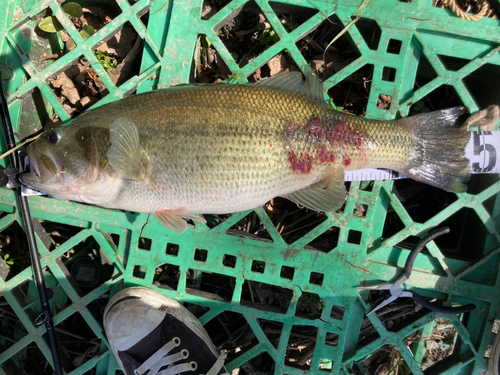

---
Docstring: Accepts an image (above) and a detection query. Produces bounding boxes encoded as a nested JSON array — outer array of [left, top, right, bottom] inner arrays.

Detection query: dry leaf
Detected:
[[63, 100, 77, 115], [214, 51, 231, 77], [97, 26, 136, 58], [98, 8, 114, 24], [377, 94, 392, 109], [253, 67, 262, 81], [60, 32, 76, 51], [79, 96, 98, 110], [109, 37, 144, 85], [267, 54, 287, 76], [65, 63, 88, 80], [311, 59, 324, 72], [51, 72, 81, 105], [74, 67, 105, 98], [0, 234, 11, 248], [79, 10, 102, 31], [201, 0, 217, 19]]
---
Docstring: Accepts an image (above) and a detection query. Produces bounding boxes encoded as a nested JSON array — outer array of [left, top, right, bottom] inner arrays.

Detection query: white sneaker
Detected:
[[103, 287, 229, 375]]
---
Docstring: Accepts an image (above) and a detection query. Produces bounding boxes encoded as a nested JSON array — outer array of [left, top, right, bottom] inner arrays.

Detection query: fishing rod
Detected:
[[0, 80, 63, 375]]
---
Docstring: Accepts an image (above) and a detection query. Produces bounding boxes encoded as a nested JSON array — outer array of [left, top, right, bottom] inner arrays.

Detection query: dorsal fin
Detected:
[[257, 71, 327, 106]]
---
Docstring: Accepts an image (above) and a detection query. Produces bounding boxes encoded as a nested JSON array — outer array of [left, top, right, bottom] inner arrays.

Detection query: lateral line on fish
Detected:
[[20, 130, 499, 198]]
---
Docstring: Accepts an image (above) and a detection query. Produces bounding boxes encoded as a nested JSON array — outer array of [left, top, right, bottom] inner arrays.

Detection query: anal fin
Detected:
[[154, 208, 207, 233], [286, 167, 346, 212]]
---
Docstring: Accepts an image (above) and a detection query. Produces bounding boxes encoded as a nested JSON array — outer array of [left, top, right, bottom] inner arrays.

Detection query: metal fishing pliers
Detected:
[[357, 227, 477, 316], [0, 163, 20, 188]]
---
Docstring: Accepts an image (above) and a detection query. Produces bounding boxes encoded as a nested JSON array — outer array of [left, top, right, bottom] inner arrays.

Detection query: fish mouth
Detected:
[[26, 146, 41, 179], [20, 146, 64, 189]]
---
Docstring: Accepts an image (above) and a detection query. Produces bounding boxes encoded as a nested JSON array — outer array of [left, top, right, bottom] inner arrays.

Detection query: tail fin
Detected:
[[398, 107, 470, 193]]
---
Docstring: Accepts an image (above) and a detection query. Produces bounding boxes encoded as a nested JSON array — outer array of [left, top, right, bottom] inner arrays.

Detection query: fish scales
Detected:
[[91, 85, 409, 213], [21, 72, 477, 232]]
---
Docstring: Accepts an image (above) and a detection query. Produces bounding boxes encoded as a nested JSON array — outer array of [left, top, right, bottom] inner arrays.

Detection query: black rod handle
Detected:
[[0, 79, 63, 375]]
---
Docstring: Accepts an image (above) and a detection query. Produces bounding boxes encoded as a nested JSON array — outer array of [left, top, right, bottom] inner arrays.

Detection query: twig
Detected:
[[297, 344, 316, 365], [0, 132, 46, 161], [323, 0, 372, 62], [308, 0, 337, 25], [41, 53, 62, 61]]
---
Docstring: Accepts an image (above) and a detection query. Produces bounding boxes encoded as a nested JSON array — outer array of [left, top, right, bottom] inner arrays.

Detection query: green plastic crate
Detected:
[[0, 0, 500, 374]]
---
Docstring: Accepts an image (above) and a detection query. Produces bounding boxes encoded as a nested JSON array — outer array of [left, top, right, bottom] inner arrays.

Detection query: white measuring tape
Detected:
[[345, 131, 500, 181]]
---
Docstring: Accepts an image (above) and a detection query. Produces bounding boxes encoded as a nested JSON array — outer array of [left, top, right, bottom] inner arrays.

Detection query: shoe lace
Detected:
[[134, 337, 227, 375]]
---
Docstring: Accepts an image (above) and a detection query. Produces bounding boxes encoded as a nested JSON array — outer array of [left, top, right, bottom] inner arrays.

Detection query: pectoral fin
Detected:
[[107, 116, 146, 180], [286, 167, 346, 212], [154, 208, 207, 233]]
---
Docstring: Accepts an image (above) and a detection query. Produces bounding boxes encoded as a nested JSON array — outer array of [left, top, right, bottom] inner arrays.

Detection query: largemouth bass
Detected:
[[20, 72, 487, 232]]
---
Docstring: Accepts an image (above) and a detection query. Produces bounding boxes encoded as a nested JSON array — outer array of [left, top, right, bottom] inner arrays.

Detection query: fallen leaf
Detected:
[[108, 37, 144, 85], [253, 67, 262, 81], [377, 94, 392, 109], [267, 54, 287, 76], [74, 68, 105, 97], [98, 8, 115, 24], [97, 26, 136, 58], [51, 72, 81, 105], [78, 96, 98, 110], [201, 0, 217, 19], [60, 32, 76, 51], [88, 69, 106, 92], [63, 100, 77, 115], [81, 8, 104, 31], [69, 63, 89, 79], [374, 363, 389, 375], [311, 59, 324, 72], [214, 51, 231, 78]]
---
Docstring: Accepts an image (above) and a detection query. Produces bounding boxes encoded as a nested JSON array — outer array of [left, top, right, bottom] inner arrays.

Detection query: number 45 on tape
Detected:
[[345, 131, 500, 182]]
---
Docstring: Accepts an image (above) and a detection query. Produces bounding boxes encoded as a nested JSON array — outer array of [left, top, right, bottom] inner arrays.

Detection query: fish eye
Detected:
[[47, 128, 63, 145]]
